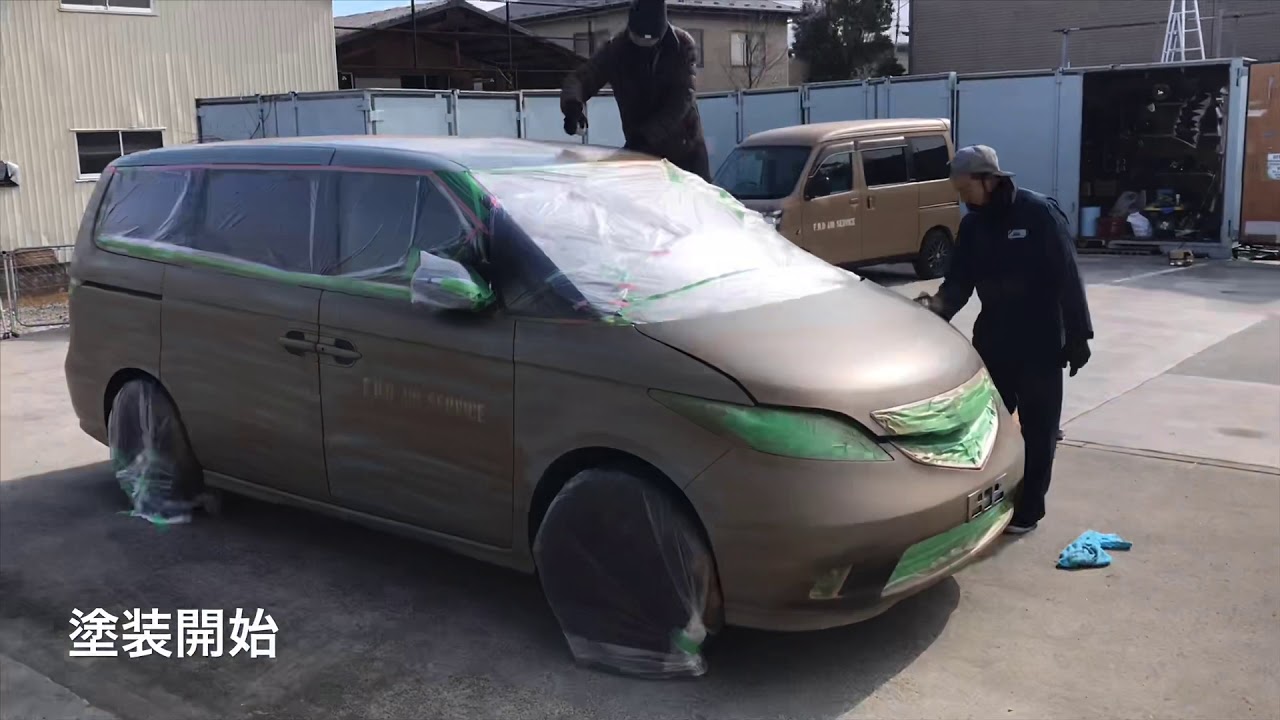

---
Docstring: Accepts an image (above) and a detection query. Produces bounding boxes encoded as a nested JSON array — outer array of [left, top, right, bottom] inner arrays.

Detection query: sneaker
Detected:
[[1004, 522, 1038, 536]]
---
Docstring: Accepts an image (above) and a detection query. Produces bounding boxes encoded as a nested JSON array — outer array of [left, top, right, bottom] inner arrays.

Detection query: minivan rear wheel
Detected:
[[913, 228, 953, 280], [107, 379, 205, 524], [533, 467, 718, 678]]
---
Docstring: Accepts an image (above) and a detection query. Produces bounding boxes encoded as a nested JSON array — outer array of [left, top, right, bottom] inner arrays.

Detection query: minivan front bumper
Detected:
[[683, 408, 1024, 632]]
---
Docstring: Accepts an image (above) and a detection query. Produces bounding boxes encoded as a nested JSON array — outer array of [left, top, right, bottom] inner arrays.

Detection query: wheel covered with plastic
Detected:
[[533, 468, 716, 679], [108, 380, 203, 525]]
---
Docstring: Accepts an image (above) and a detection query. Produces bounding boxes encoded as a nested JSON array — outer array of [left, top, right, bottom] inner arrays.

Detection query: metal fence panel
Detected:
[[197, 101, 267, 142], [2, 246, 74, 332], [523, 92, 576, 142], [289, 95, 369, 137], [741, 88, 803, 139], [806, 82, 871, 123], [957, 73, 1082, 233], [697, 93, 740, 176], [586, 93, 626, 148], [876, 76, 953, 120], [456, 93, 520, 138], [372, 93, 451, 136]]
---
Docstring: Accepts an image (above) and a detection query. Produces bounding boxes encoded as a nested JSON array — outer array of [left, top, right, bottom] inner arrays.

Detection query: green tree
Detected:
[[792, 0, 901, 82]]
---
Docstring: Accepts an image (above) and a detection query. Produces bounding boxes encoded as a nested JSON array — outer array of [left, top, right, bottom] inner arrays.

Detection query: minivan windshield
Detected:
[[713, 145, 812, 200], [473, 161, 854, 325]]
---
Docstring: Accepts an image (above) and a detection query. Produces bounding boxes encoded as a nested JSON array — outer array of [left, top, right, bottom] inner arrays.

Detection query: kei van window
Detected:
[[75, 130, 163, 179]]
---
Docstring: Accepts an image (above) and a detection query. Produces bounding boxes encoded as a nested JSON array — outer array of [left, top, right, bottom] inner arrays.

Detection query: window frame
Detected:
[[686, 28, 705, 68], [59, 0, 155, 16], [858, 145, 912, 188], [72, 128, 165, 182], [730, 30, 766, 68]]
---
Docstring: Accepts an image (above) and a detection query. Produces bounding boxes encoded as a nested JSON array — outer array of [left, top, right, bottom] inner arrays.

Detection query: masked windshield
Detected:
[[472, 160, 854, 325], [713, 145, 812, 200]]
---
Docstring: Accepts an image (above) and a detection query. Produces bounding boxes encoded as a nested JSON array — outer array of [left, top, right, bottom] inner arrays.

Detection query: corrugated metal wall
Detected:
[[0, 0, 337, 251]]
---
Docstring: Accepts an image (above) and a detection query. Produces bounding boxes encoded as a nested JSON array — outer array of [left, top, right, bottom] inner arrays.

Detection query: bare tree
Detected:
[[723, 14, 788, 90]]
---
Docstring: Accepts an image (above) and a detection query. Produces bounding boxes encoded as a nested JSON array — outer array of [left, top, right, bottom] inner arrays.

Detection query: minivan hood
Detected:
[[637, 281, 984, 432]]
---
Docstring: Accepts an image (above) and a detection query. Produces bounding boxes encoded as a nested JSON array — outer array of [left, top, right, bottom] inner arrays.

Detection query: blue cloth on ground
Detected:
[[1056, 530, 1133, 570]]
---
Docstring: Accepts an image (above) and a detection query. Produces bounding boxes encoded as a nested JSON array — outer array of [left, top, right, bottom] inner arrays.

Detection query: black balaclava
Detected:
[[627, 0, 669, 47]]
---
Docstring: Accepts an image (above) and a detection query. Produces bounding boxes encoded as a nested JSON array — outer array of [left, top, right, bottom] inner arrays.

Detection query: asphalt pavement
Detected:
[[2, 256, 1278, 720]]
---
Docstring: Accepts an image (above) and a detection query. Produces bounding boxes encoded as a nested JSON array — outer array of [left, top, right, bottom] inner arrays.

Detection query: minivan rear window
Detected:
[[713, 146, 811, 200]]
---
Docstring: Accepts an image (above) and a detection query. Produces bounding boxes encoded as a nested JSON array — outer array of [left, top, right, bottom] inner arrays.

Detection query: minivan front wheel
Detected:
[[913, 228, 954, 280], [533, 468, 718, 679], [107, 379, 205, 525]]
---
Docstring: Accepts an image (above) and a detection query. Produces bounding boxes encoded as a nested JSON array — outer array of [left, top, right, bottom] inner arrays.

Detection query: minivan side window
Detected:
[[861, 147, 910, 187], [196, 168, 333, 273], [95, 167, 195, 243], [810, 152, 853, 197], [908, 136, 950, 182], [330, 172, 469, 279]]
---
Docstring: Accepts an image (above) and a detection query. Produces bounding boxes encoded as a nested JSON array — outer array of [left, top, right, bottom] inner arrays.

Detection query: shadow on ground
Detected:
[[0, 464, 957, 720]]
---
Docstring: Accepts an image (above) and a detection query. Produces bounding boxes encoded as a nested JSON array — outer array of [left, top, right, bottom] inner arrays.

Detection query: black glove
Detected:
[[1062, 338, 1091, 377], [914, 292, 940, 315], [562, 101, 586, 136]]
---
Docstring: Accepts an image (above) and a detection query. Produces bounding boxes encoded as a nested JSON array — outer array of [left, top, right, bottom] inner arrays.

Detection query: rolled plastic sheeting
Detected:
[[108, 382, 201, 525], [533, 469, 713, 679]]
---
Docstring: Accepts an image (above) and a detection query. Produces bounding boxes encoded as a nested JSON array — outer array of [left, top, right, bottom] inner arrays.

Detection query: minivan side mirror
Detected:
[[804, 172, 831, 201], [410, 252, 495, 312]]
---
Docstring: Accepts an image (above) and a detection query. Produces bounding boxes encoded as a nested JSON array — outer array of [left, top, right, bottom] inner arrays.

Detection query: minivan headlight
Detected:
[[650, 390, 890, 462]]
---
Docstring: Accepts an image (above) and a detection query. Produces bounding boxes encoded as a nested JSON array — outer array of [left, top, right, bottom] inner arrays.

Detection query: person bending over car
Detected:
[[559, 0, 711, 181], [917, 145, 1093, 536]]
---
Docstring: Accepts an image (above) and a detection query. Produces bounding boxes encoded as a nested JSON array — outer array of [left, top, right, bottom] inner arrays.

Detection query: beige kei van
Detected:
[[714, 119, 961, 278]]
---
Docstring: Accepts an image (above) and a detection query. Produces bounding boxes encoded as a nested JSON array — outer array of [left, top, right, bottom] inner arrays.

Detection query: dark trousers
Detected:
[[980, 350, 1064, 525]]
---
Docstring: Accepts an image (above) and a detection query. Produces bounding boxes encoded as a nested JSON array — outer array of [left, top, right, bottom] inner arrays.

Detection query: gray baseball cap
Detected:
[[949, 145, 1015, 178]]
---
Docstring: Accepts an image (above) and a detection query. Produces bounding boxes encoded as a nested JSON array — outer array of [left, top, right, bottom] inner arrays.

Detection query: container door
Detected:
[[586, 93, 626, 148], [522, 92, 575, 142], [456, 93, 520, 138], [806, 82, 871, 123], [741, 88, 804, 138], [289, 94, 370, 137], [957, 73, 1083, 234], [876, 75, 955, 121], [1221, 58, 1252, 248]]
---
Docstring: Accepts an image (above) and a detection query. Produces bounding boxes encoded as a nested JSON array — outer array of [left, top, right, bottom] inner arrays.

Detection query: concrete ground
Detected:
[[2, 256, 1278, 720]]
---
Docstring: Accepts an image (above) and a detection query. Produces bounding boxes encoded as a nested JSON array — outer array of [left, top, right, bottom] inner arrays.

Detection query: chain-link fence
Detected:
[[1, 246, 74, 336]]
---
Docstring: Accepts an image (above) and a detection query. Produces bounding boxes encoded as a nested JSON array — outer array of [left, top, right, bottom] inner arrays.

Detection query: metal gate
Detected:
[[806, 81, 873, 123], [957, 71, 1083, 233], [697, 92, 741, 176], [372, 92, 451, 136], [1, 246, 74, 333], [741, 87, 804, 139], [874, 74, 955, 121]]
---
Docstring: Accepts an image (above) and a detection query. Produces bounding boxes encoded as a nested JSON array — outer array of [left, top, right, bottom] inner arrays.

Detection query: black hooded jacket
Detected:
[[560, 27, 710, 180], [934, 180, 1094, 362]]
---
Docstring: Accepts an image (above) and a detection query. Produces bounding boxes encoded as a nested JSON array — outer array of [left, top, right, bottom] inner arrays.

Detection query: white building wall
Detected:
[[0, 0, 338, 250]]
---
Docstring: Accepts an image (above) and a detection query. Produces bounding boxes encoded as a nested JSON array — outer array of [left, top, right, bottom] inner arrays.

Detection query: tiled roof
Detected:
[[334, 1, 449, 39]]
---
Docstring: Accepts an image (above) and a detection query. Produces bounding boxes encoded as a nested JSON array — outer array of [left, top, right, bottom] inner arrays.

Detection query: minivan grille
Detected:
[[870, 370, 1000, 470]]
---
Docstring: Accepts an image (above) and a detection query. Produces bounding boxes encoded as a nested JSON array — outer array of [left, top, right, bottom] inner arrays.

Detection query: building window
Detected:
[[74, 130, 163, 178], [687, 28, 704, 68], [731, 31, 765, 68], [60, 0, 154, 14], [573, 29, 610, 56]]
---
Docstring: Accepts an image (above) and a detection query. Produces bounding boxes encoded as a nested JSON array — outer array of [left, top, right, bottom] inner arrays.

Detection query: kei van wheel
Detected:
[[913, 228, 953, 280], [107, 379, 205, 523], [533, 467, 719, 678]]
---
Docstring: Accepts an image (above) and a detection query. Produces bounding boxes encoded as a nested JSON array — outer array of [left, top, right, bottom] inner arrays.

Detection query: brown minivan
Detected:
[[714, 119, 961, 278], [66, 136, 1022, 678]]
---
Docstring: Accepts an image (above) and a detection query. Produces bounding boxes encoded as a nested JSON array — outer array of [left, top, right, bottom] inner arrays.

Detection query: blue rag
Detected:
[[1056, 530, 1133, 570]]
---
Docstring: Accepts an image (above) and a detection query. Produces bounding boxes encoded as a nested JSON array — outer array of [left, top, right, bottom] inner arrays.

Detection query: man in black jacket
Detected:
[[917, 145, 1093, 535], [560, 0, 711, 181]]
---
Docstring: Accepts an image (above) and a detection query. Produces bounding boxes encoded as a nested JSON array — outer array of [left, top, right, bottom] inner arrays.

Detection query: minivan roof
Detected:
[[112, 136, 649, 173], [739, 118, 951, 146]]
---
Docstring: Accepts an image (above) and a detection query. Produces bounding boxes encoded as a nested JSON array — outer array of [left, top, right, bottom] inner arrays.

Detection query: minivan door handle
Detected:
[[317, 337, 361, 367], [278, 330, 317, 356]]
